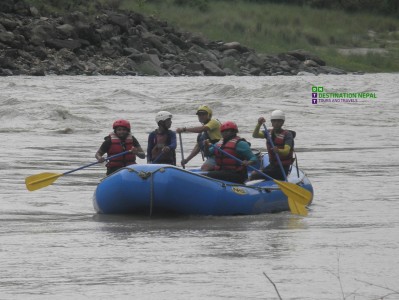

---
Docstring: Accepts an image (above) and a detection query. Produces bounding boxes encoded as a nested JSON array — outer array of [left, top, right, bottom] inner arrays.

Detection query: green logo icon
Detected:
[[312, 86, 324, 92]]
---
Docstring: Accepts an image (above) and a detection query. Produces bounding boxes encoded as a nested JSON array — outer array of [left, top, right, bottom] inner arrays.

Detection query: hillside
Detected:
[[124, 0, 399, 72]]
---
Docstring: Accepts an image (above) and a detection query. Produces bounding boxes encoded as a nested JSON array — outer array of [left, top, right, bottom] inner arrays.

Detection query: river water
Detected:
[[1, 74, 398, 299]]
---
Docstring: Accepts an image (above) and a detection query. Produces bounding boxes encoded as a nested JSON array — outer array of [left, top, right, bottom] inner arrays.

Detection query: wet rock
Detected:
[[46, 38, 81, 50], [108, 12, 130, 33], [304, 59, 319, 67], [136, 60, 169, 76], [0, 31, 14, 44], [0, 0, 15, 13], [287, 49, 326, 66], [170, 63, 184, 75], [185, 62, 203, 73], [201, 60, 225, 76], [30, 67, 45, 76], [56, 24, 77, 39], [0, 68, 14, 76], [318, 66, 347, 75]]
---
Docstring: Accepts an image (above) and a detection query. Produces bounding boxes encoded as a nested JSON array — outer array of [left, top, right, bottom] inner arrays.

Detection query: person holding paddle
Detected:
[[95, 119, 145, 175], [147, 111, 177, 165], [176, 105, 221, 171], [250, 110, 294, 181], [204, 121, 257, 184]]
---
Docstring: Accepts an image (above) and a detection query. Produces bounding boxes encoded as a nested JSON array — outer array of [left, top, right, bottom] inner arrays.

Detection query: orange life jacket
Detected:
[[106, 132, 136, 168], [214, 136, 246, 172]]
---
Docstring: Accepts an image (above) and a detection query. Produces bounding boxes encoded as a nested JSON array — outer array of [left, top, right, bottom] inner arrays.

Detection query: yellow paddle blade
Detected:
[[25, 172, 62, 191], [274, 180, 313, 206], [288, 197, 308, 216]]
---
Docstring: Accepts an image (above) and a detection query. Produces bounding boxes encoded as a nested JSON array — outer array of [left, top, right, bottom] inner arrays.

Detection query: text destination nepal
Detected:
[[318, 92, 377, 98]]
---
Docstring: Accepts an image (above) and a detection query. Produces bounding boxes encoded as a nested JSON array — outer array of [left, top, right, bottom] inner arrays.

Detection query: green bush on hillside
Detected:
[[239, 0, 399, 16], [173, 0, 210, 12], [23, 0, 123, 14]]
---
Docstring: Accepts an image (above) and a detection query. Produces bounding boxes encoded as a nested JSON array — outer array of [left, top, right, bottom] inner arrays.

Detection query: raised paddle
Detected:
[[25, 150, 132, 191], [262, 123, 287, 181], [212, 145, 312, 216], [178, 132, 185, 169], [262, 123, 308, 214]]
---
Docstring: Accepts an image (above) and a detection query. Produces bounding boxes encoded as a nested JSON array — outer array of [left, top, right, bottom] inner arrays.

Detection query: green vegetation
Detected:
[[24, 0, 399, 72], [231, 0, 399, 18], [23, 0, 118, 15], [121, 0, 399, 72]]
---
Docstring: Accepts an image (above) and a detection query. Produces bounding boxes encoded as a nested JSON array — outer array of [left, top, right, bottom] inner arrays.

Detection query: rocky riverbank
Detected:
[[0, 1, 347, 76]]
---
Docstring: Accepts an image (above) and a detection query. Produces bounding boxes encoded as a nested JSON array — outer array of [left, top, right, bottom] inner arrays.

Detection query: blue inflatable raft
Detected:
[[93, 154, 313, 216]]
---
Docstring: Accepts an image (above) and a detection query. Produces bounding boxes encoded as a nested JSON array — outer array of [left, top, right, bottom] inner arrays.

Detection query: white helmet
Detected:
[[270, 110, 285, 121], [155, 111, 173, 123]]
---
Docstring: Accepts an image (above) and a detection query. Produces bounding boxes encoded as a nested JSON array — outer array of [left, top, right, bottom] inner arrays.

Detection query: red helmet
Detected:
[[220, 121, 238, 132], [113, 119, 131, 131]]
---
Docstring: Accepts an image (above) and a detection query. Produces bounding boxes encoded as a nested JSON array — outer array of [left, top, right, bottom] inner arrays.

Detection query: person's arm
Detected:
[[161, 131, 177, 154], [131, 136, 146, 159], [182, 143, 200, 165], [177, 124, 209, 134], [133, 146, 146, 159], [147, 133, 154, 162], [95, 149, 106, 162], [275, 145, 291, 156], [204, 139, 216, 155], [95, 138, 110, 162], [252, 117, 266, 138], [273, 132, 293, 156], [165, 131, 177, 150], [236, 141, 258, 166]]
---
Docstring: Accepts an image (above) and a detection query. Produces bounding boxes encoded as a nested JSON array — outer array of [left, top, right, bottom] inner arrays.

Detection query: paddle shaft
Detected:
[[63, 150, 132, 175], [178, 132, 185, 169], [152, 152, 164, 164], [262, 124, 288, 181]]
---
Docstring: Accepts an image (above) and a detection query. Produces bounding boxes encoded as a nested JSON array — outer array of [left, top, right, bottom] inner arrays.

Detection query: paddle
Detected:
[[213, 145, 312, 216], [178, 132, 185, 169], [262, 123, 287, 181], [262, 124, 308, 214], [25, 150, 132, 191], [151, 151, 164, 164]]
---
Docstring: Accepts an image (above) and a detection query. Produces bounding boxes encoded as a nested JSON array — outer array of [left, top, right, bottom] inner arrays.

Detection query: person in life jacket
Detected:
[[147, 111, 177, 165], [176, 105, 222, 171], [95, 119, 145, 175], [204, 121, 257, 184], [250, 110, 295, 180]]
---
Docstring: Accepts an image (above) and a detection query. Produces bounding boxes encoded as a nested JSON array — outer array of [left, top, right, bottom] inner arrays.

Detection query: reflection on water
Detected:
[[92, 213, 308, 234]]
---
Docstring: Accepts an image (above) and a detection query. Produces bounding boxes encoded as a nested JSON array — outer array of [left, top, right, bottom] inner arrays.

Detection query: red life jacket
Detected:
[[214, 136, 245, 172], [267, 129, 294, 166], [106, 132, 136, 168]]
